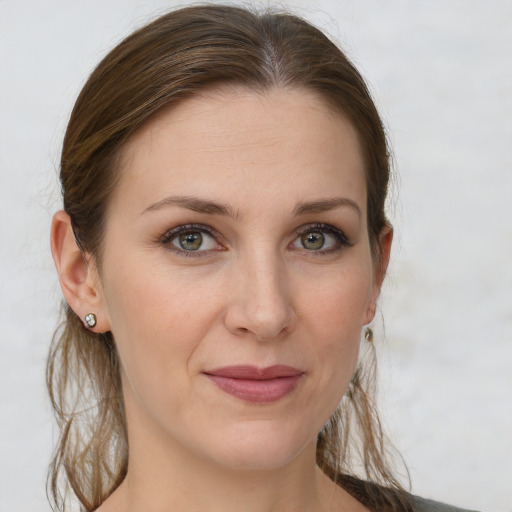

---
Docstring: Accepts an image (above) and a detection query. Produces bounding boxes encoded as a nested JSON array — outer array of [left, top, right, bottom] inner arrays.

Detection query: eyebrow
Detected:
[[293, 197, 362, 219], [142, 195, 238, 218], [142, 194, 362, 220]]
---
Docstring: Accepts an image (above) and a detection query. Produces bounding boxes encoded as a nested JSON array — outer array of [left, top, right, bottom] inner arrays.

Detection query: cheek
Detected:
[[300, 264, 373, 381], [99, 250, 234, 404], [302, 262, 374, 335], [99, 259, 209, 403], [284, 268, 372, 439], [103, 251, 214, 336]]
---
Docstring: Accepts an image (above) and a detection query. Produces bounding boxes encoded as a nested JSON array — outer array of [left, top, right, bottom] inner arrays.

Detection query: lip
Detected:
[[204, 365, 304, 403]]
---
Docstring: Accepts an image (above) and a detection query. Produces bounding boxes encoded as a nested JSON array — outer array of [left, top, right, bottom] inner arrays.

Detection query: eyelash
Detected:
[[294, 223, 354, 255], [159, 224, 223, 257], [159, 222, 353, 257]]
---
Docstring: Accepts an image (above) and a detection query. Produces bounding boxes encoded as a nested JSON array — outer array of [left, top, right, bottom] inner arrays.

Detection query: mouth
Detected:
[[203, 365, 304, 403]]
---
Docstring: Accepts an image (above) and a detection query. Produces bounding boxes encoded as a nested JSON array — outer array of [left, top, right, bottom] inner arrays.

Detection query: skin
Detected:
[[51, 87, 392, 512]]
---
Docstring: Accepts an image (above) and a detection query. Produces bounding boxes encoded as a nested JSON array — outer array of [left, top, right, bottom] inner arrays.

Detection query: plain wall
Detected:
[[0, 1, 511, 510]]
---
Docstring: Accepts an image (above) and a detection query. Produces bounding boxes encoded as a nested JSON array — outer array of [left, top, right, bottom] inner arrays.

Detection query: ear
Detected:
[[50, 210, 110, 332], [363, 223, 393, 325]]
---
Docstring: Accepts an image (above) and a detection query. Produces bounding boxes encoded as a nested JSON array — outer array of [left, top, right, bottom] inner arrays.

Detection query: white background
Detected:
[[0, 1, 511, 511]]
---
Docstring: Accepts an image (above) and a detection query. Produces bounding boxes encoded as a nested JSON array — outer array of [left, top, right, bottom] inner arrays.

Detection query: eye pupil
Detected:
[[179, 232, 202, 250], [301, 231, 324, 250]]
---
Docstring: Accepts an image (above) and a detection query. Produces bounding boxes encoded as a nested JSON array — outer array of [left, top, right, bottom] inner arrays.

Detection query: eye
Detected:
[[291, 224, 352, 253], [161, 225, 223, 254], [300, 231, 327, 250], [171, 230, 219, 252]]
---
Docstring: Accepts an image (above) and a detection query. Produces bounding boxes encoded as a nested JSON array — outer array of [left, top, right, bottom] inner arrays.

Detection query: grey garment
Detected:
[[411, 495, 480, 512]]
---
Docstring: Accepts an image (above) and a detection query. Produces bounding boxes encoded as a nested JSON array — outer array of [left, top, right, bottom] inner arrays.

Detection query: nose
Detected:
[[223, 252, 297, 342]]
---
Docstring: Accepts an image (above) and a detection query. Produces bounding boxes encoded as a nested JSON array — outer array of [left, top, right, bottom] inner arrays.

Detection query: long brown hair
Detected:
[[47, 4, 410, 511]]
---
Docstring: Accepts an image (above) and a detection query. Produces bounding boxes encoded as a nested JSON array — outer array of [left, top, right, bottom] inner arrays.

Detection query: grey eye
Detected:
[[291, 227, 342, 252], [179, 232, 202, 250], [301, 231, 325, 250], [171, 231, 218, 251]]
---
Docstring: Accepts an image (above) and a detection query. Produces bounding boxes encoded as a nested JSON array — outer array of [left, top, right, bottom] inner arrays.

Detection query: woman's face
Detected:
[[94, 88, 388, 470]]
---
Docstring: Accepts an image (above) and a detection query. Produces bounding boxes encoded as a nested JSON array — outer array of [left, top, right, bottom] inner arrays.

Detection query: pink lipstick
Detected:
[[204, 365, 304, 403]]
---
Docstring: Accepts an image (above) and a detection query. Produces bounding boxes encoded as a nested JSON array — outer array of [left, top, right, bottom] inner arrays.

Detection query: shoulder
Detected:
[[409, 494, 480, 512]]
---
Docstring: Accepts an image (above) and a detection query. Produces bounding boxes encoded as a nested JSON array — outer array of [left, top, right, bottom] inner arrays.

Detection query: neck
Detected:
[[114, 439, 334, 512], [102, 423, 355, 512]]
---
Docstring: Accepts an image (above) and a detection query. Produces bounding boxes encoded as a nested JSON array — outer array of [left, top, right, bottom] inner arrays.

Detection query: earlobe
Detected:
[[50, 210, 110, 332], [363, 223, 394, 325]]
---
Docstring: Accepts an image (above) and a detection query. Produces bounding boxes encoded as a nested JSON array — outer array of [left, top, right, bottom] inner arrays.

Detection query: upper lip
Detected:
[[204, 365, 303, 380]]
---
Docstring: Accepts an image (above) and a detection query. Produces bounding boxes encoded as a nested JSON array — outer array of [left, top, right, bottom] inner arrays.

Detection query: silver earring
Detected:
[[364, 327, 373, 343], [84, 313, 97, 328]]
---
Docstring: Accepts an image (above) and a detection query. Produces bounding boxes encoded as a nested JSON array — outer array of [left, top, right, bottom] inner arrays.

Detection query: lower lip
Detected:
[[206, 374, 303, 403]]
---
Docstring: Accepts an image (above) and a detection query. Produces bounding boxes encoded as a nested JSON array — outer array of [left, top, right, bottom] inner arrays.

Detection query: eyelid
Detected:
[[291, 223, 354, 251], [160, 223, 225, 255], [159, 222, 353, 256]]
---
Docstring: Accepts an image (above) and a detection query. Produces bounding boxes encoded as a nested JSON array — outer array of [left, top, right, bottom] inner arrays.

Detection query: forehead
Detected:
[[113, 87, 367, 217]]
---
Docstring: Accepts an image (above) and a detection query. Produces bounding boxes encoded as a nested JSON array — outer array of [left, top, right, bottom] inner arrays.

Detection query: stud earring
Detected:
[[84, 313, 97, 328], [364, 327, 373, 343]]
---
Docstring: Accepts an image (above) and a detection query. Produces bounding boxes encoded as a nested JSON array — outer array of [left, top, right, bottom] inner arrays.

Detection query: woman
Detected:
[[48, 4, 476, 512]]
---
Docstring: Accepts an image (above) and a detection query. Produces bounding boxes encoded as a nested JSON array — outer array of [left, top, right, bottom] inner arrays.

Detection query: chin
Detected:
[[199, 421, 315, 471]]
